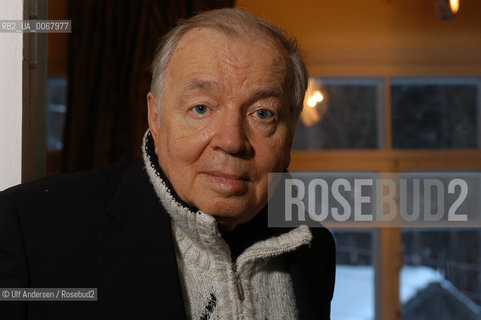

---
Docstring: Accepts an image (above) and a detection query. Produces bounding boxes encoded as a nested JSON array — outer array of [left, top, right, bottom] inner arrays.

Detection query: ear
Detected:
[[147, 91, 161, 154]]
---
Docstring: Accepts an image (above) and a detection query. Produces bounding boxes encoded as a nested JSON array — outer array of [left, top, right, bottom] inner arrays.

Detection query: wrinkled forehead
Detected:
[[190, 27, 282, 54], [192, 22, 288, 53], [166, 26, 291, 87]]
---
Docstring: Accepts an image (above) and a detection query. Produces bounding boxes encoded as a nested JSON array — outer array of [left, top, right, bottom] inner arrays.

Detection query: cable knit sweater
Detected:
[[142, 131, 312, 320]]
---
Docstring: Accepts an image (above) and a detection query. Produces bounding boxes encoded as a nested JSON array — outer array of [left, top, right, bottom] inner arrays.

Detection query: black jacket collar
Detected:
[[102, 159, 188, 320]]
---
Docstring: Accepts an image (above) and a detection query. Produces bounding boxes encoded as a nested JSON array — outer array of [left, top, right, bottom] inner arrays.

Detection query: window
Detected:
[[331, 230, 374, 319], [290, 76, 481, 320], [392, 78, 480, 149], [292, 78, 383, 150], [47, 76, 68, 152], [46, 76, 68, 174]]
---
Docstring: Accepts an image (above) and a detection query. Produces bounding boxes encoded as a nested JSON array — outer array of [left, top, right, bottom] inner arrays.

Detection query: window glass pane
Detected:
[[331, 230, 374, 320], [401, 229, 481, 319], [47, 76, 68, 151], [391, 78, 481, 149], [292, 78, 382, 150]]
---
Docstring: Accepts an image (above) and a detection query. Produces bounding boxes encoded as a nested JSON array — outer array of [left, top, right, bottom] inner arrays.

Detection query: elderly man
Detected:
[[0, 8, 335, 320]]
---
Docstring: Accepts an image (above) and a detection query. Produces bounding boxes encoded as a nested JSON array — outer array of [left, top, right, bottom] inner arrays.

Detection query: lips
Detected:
[[202, 171, 250, 195]]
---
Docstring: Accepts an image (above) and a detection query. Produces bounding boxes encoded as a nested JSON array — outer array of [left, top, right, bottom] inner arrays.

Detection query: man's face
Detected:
[[148, 28, 294, 230]]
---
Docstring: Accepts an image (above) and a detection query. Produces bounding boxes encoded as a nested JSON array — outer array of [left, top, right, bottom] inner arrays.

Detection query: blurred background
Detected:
[[5, 0, 481, 319]]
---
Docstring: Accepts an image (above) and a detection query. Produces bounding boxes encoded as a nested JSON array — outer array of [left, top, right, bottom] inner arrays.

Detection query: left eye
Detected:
[[192, 105, 210, 116], [252, 109, 273, 120]]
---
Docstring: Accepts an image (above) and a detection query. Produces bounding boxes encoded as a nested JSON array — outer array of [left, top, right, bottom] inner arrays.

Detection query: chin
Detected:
[[200, 200, 260, 224], [211, 213, 255, 231]]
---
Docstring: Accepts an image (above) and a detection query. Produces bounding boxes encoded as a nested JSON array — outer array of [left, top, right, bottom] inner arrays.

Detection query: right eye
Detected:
[[191, 105, 211, 116]]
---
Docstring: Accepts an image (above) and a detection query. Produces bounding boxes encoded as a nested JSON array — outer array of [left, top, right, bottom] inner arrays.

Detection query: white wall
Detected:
[[0, 0, 23, 191]]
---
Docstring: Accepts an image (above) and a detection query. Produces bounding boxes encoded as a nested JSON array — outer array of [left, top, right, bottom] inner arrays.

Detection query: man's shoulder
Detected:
[[0, 160, 146, 220], [2, 161, 134, 200], [310, 226, 336, 251]]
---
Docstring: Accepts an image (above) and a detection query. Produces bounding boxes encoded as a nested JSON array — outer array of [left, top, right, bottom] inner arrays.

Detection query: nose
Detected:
[[212, 110, 252, 157]]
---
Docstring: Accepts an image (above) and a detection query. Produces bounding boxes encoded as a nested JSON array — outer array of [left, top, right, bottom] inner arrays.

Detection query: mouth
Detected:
[[202, 171, 250, 195]]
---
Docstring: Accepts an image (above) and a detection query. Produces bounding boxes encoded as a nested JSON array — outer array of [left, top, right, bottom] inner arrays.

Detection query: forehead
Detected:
[[164, 27, 289, 91]]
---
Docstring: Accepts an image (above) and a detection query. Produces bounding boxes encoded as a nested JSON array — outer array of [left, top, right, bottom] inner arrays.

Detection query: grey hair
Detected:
[[150, 8, 308, 120]]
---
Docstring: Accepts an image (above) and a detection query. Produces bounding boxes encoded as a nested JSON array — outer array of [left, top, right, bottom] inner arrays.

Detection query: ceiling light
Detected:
[[436, 0, 460, 19]]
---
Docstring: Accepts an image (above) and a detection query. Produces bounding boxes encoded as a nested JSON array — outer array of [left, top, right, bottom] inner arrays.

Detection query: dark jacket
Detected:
[[0, 159, 335, 319]]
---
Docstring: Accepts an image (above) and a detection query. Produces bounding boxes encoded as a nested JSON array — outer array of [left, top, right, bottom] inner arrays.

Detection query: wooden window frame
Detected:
[[289, 75, 481, 320]]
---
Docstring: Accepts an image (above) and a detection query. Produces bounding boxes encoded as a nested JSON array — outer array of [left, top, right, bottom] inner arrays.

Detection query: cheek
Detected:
[[274, 123, 293, 163], [159, 116, 213, 165], [248, 118, 276, 137], [272, 143, 291, 171], [255, 129, 292, 173]]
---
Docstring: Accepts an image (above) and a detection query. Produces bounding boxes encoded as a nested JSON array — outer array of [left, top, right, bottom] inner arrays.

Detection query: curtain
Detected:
[[63, 0, 234, 172]]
